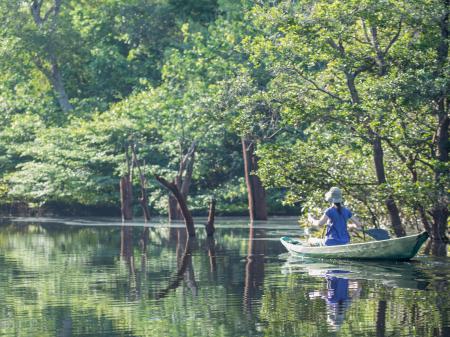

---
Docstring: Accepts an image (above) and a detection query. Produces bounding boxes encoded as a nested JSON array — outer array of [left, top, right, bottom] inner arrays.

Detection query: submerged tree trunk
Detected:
[[169, 142, 196, 220], [242, 138, 268, 221], [205, 197, 216, 237], [131, 145, 151, 222], [168, 195, 179, 221], [120, 175, 133, 221], [156, 175, 195, 237], [429, 2, 449, 255], [372, 137, 405, 237]]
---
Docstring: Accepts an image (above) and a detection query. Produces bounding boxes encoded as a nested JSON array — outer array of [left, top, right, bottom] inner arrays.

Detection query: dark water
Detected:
[[0, 217, 448, 337]]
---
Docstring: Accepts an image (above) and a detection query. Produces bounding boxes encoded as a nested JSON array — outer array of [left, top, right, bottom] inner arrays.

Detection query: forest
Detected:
[[0, 0, 448, 254]]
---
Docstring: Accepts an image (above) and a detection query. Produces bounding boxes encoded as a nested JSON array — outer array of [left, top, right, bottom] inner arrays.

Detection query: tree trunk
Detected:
[[372, 137, 405, 237], [242, 138, 268, 221], [346, 71, 405, 236], [180, 150, 195, 199], [155, 175, 195, 237], [120, 175, 133, 221], [169, 142, 196, 220], [30, 1, 73, 113], [131, 145, 151, 222], [205, 197, 216, 237], [168, 195, 179, 221], [416, 205, 432, 234], [48, 60, 73, 112], [429, 2, 449, 255]]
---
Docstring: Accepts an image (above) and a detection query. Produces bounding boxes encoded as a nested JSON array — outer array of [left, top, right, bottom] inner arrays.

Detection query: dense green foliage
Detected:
[[0, 0, 448, 236]]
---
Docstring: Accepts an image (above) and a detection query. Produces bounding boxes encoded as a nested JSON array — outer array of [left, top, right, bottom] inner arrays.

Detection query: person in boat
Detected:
[[307, 187, 362, 246]]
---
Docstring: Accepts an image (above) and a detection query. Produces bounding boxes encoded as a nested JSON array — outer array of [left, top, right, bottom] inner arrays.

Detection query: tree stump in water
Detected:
[[205, 197, 216, 237], [120, 175, 133, 221], [155, 175, 195, 237]]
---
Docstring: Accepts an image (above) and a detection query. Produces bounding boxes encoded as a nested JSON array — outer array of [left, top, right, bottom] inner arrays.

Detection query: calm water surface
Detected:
[[0, 217, 448, 337]]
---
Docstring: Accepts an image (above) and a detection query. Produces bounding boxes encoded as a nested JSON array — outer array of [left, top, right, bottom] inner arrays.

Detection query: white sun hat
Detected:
[[325, 187, 343, 203]]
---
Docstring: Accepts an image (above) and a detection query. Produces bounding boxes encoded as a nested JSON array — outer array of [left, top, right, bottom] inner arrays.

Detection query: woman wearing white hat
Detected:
[[307, 187, 362, 246]]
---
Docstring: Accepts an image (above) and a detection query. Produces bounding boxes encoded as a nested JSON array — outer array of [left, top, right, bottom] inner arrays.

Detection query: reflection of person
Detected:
[[307, 187, 362, 246], [327, 270, 362, 330], [326, 274, 350, 328], [307, 270, 361, 331]]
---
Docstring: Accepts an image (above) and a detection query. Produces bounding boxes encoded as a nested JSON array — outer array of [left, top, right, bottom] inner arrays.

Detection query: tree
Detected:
[[245, 0, 415, 235]]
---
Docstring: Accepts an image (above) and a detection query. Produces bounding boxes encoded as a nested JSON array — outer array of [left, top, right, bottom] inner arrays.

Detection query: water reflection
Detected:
[[155, 229, 197, 299], [377, 300, 387, 337], [244, 223, 267, 315], [0, 218, 449, 337], [280, 255, 450, 336], [324, 272, 360, 330], [205, 236, 217, 275], [282, 256, 432, 290]]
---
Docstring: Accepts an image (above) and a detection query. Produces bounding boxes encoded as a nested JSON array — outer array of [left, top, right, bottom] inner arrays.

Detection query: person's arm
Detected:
[[348, 216, 362, 230], [308, 213, 329, 228]]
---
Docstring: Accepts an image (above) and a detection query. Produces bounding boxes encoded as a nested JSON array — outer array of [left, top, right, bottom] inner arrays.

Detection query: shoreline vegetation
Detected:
[[0, 1, 448, 255], [0, 200, 299, 218]]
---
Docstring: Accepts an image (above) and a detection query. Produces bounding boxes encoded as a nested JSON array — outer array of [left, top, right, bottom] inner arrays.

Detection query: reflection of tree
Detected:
[[205, 236, 217, 276], [57, 316, 72, 337], [243, 223, 266, 315], [1, 223, 449, 337], [155, 229, 197, 299], [140, 226, 149, 278], [376, 300, 387, 337], [120, 225, 136, 298]]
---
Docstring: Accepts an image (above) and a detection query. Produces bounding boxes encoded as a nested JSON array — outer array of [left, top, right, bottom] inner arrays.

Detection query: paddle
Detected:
[[364, 228, 390, 240], [352, 226, 390, 241]]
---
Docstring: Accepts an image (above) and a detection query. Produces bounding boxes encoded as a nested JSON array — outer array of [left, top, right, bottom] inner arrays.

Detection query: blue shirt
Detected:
[[324, 206, 352, 246]]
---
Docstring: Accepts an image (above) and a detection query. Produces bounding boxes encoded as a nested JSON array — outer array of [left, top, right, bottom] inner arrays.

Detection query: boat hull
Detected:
[[280, 232, 429, 261]]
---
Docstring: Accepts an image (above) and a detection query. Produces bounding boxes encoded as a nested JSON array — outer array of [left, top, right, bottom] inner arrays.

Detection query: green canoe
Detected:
[[280, 231, 429, 261]]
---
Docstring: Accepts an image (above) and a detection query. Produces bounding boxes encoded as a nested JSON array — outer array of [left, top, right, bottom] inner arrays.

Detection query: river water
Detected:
[[0, 217, 448, 337]]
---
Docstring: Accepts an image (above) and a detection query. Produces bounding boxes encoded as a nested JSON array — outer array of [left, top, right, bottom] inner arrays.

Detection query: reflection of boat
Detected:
[[281, 256, 430, 290], [280, 232, 429, 261]]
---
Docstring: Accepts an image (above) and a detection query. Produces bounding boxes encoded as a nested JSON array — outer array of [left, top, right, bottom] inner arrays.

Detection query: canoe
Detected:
[[280, 231, 429, 261]]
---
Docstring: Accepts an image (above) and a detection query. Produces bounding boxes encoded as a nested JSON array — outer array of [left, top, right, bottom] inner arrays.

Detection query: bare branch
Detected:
[[265, 127, 285, 140], [360, 19, 370, 42], [30, 0, 44, 25], [384, 20, 402, 55], [353, 59, 375, 76], [382, 136, 408, 163]]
